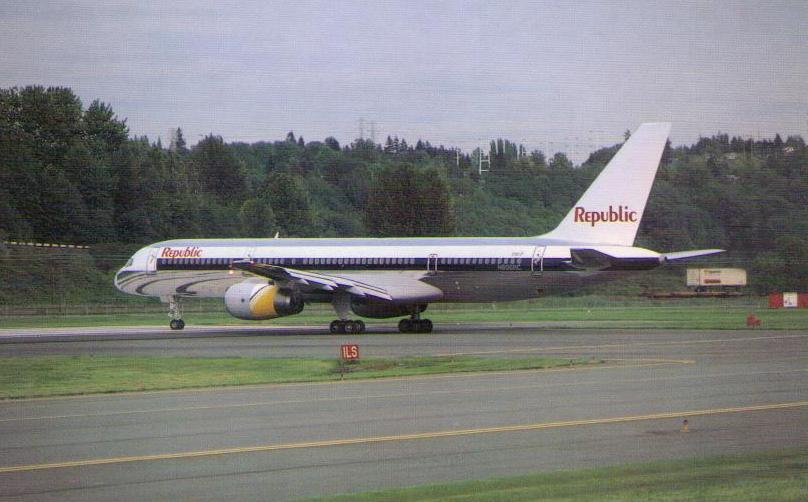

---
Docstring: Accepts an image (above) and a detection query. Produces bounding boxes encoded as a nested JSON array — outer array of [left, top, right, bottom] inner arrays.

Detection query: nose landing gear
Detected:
[[167, 296, 185, 330]]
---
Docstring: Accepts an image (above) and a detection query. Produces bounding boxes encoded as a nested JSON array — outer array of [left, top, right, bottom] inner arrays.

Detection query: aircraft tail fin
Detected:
[[544, 122, 671, 246]]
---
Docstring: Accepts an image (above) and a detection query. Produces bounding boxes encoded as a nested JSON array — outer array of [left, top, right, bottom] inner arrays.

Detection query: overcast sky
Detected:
[[2, 0, 806, 161]]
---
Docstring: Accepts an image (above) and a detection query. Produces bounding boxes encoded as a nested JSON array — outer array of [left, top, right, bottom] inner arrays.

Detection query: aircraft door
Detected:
[[427, 253, 439, 275], [147, 248, 159, 274], [531, 246, 545, 275]]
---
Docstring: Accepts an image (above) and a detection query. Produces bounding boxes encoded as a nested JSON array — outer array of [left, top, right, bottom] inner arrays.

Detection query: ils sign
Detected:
[[340, 344, 359, 360]]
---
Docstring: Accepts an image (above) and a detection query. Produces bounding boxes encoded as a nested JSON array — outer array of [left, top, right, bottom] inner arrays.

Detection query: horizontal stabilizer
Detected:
[[661, 249, 724, 262], [570, 247, 663, 271]]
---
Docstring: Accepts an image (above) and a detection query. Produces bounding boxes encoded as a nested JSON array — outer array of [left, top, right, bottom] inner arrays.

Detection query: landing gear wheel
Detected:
[[330, 320, 366, 334], [169, 319, 185, 330], [398, 318, 432, 333]]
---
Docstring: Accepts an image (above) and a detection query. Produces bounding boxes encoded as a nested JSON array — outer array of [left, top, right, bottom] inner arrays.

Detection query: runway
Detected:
[[0, 326, 806, 501]]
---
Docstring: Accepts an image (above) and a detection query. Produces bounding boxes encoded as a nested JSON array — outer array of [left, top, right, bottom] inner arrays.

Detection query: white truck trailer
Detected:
[[687, 268, 747, 290]]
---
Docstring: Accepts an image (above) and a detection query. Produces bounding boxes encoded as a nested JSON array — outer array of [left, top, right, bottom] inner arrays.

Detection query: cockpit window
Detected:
[[125, 258, 134, 267]]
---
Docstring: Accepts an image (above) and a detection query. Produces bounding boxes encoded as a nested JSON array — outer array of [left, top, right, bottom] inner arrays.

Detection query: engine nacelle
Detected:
[[350, 297, 427, 319], [224, 281, 304, 320]]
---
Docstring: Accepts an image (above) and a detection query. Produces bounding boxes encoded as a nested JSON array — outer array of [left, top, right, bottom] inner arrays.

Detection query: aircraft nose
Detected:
[[114, 264, 136, 292], [113, 268, 126, 291]]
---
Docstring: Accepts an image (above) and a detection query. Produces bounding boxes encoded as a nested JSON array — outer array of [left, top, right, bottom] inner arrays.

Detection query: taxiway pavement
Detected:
[[0, 326, 805, 501]]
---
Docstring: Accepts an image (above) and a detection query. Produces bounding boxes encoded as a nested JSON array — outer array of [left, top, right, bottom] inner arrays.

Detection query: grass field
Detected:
[[1, 302, 806, 330], [0, 355, 595, 399], [298, 449, 808, 502]]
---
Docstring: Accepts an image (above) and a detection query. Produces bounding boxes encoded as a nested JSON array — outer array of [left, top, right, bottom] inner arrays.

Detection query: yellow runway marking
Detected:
[[1, 401, 805, 474]]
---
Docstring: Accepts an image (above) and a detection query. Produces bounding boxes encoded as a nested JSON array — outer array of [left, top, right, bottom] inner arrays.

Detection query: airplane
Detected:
[[114, 123, 722, 333]]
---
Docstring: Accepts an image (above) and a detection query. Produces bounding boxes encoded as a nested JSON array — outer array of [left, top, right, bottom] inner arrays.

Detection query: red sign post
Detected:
[[340, 344, 359, 361]]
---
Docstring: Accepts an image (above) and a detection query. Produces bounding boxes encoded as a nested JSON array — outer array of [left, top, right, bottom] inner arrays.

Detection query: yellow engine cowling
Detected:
[[224, 281, 304, 320]]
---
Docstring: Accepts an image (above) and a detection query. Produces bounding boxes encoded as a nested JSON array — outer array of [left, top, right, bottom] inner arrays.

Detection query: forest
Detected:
[[1, 85, 807, 301]]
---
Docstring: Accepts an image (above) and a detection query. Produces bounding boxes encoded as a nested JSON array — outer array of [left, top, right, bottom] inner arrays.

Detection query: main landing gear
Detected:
[[398, 313, 433, 333], [329, 292, 366, 334], [168, 296, 185, 330], [330, 319, 366, 334]]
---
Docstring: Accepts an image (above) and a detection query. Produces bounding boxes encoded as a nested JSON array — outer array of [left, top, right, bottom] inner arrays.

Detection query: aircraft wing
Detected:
[[231, 260, 395, 300]]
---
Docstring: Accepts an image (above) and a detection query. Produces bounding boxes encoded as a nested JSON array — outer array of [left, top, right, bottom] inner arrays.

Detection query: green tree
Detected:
[[170, 127, 188, 155], [365, 164, 454, 237], [549, 152, 572, 169], [239, 197, 277, 236], [82, 100, 128, 153], [262, 172, 314, 236], [191, 135, 246, 203]]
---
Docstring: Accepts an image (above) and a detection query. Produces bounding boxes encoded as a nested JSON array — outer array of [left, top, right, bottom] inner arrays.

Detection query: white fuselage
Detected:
[[114, 236, 662, 303]]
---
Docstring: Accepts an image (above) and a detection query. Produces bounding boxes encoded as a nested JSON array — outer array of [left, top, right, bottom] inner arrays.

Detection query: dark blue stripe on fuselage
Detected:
[[154, 257, 659, 272]]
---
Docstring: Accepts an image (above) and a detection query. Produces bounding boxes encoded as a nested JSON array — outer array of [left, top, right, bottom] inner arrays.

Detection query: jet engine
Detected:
[[224, 281, 304, 320]]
